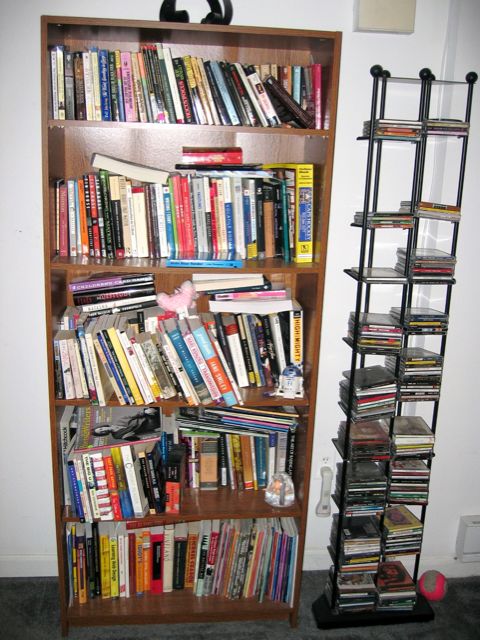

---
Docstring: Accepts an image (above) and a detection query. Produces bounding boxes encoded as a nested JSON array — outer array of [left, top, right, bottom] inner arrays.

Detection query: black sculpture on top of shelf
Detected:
[[159, 0, 233, 24]]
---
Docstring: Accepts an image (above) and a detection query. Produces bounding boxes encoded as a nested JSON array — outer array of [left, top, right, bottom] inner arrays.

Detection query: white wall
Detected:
[[0, 0, 478, 578]]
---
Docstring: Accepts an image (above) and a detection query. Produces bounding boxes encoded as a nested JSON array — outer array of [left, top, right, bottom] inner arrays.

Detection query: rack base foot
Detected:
[[311, 593, 434, 629]]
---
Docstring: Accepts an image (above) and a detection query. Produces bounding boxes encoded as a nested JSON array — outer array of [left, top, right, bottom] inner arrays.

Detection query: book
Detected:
[[166, 255, 243, 269], [90, 154, 169, 184]]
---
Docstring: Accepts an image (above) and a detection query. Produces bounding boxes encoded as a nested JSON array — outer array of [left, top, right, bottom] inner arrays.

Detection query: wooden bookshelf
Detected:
[[41, 15, 341, 635]]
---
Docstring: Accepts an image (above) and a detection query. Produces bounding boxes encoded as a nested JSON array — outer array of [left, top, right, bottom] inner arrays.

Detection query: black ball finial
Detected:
[[466, 71, 478, 84], [370, 65, 384, 78], [419, 68, 432, 80]]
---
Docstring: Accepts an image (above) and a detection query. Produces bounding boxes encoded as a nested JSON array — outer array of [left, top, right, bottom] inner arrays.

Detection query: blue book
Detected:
[[98, 49, 111, 120], [163, 318, 211, 403], [165, 254, 243, 269], [67, 460, 85, 522], [254, 436, 267, 488], [209, 60, 241, 126], [162, 185, 176, 257]]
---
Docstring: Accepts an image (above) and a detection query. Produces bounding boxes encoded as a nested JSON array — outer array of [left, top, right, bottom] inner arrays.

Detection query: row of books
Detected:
[[66, 517, 298, 605], [326, 560, 417, 614], [336, 415, 435, 462], [50, 42, 323, 129], [55, 155, 315, 264], [55, 275, 304, 407]]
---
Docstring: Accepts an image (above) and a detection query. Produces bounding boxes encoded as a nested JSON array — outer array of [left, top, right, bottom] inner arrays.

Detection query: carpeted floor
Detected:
[[1, 571, 479, 640]]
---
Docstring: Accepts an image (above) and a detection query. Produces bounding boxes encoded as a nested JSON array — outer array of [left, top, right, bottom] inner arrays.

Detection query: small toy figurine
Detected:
[[275, 365, 304, 399], [265, 472, 295, 507], [156, 280, 198, 317]]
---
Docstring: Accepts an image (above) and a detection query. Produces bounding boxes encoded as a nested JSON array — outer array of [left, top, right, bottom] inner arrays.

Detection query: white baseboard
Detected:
[[0, 555, 58, 577], [302, 549, 480, 578]]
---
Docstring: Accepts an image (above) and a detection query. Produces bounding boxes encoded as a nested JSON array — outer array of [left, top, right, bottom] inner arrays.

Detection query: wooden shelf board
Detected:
[[63, 487, 303, 524], [68, 590, 292, 626], [49, 256, 324, 275]]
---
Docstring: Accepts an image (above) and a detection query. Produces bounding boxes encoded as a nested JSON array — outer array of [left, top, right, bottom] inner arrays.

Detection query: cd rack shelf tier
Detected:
[[312, 64, 477, 629]]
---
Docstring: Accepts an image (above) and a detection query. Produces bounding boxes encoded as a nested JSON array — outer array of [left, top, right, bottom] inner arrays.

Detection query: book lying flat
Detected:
[[91, 153, 170, 183]]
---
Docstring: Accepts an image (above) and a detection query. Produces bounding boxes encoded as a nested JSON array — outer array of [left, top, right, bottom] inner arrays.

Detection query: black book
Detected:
[[92, 522, 101, 596], [235, 315, 256, 386], [82, 175, 94, 256], [263, 74, 315, 129], [146, 441, 166, 513], [73, 52, 86, 120], [93, 174, 107, 258], [261, 315, 280, 382], [214, 312, 236, 379], [219, 61, 251, 126], [108, 51, 120, 121], [64, 50, 75, 120], [172, 57, 195, 124], [97, 169, 115, 258], [203, 60, 231, 126], [227, 62, 259, 126], [141, 45, 167, 122], [172, 522, 188, 589]]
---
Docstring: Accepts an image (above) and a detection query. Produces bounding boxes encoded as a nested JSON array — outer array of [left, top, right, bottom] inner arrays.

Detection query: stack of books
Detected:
[[386, 347, 443, 402], [334, 462, 388, 517], [66, 516, 298, 605], [376, 561, 417, 612], [330, 515, 381, 573], [346, 311, 403, 354], [396, 247, 457, 282], [339, 365, 397, 421], [363, 118, 422, 140], [390, 306, 449, 334], [392, 416, 435, 457], [388, 459, 431, 505], [325, 569, 377, 614], [336, 419, 391, 462], [49, 43, 323, 129], [382, 505, 424, 557]]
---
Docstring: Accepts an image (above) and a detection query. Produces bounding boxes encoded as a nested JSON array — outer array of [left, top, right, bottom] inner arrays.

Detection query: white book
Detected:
[[233, 62, 268, 127], [269, 313, 287, 375], [125, 181, 138, 257], [117, 329, 155, 404], [50, 49, 59, 119], [56, 331, 75, 400], [209, 297, 295, 314], [231, 176, 246, 258], [118, 176, 132, 257], [194, 519, 212, 596], [130, 336, 160, 401], [159, 44, 184, 123], [72, 336, 89, 398], [92, 153, 170, 184], [131, 187, 149, 257], [163, 524, 175, 593], [82, 51, 95, 121], [120, 445, 149, 518], [245, 69, 280, 126], [73, 456, 93, 523], [81, 452, 101, 520], [191, 176, 208, 256], [153, 183, 169, 257], [89, 452, 114, 521], [118, 525, 126, 597], [221, 315, 250, 388], [85, 317, 108, 406], [206, 327, 244, 405], [159, 328, 200, 406], [89, 49, 102, 121], [66, 334, 85, 398]]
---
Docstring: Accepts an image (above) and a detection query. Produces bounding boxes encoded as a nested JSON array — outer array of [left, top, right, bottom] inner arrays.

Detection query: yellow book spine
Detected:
[[135, 533, 144, 595], [109, 532, 119, 598], [142, 530, 152, 592], [106, 326, 143, 405], [293, 164, 314, 263], [100, 533, 111, 598]]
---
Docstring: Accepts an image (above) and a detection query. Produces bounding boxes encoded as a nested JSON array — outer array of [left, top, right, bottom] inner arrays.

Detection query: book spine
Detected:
[[210, 60, 241, 126], [172, 57, 195, 123], [120, 52, 137, 122], [161, 45, 185, 123], [180, 321, 220, 403], [245, 67, 280, 127], [120, 445, 148, 518], [98, 49, 111, 121]]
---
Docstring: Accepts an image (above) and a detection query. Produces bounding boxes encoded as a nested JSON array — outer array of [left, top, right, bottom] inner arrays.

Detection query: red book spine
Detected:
[[209, 179, 219, 257], [170, 174, 185, 255], [180, 175, 195, 255], [88, 174, 102, 257], [165, 481, 180, 514], [103, 454, 123, 520], [128, 532, 136, 596], [58, 183, 69, 257]]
